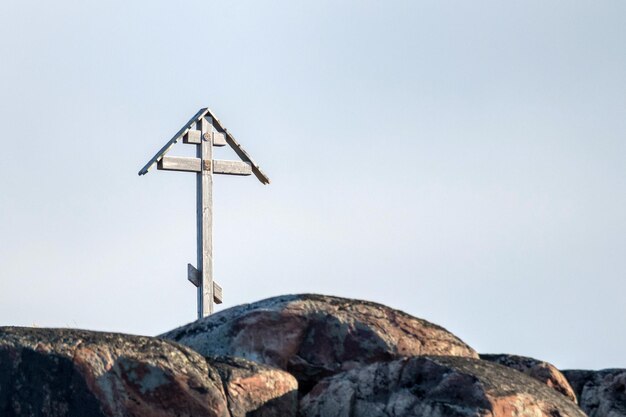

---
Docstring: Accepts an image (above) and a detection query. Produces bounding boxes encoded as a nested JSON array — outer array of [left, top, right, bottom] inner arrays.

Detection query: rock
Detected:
[[563, 369, 626, 417], [161, 294, 477, 392], [0, 327, 297, 417], [211, 356, 298, 417], [300, 356, 587, 417], [0, 327, 229, 417], [481, 354, 577, 403]]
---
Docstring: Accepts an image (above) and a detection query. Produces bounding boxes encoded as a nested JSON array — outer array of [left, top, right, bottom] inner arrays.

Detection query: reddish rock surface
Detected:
[[481, 354, 577, 403], [211, 356, 297, 417], [300, 356, 587, 417], [563, 369, 626, 417], [161, 294, 477, 392], [0, 327, 296, 417]]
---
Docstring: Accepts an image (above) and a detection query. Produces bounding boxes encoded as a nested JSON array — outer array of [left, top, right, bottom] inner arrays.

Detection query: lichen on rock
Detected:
[[300, 356, 587, 417], [161, 294, 478, 393]]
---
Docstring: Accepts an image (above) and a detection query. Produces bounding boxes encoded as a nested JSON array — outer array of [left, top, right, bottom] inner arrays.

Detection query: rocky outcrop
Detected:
[[563, 369, 626, 417], [4, 294, 616, 417], [300, 356, 587, 417], [161, 294, 477, 392], [211, 356, 297, 417], [0, 327, 296, 417], [481, 354, 577, 403]]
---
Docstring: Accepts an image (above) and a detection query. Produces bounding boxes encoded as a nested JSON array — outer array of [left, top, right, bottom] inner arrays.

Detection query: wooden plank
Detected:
[[213, 131, 227, 146], [185, 129, 225, 146], [189, 263, 222, 303], [197, 116, 214, 318], [187, 263, 200, 287], [183, 130, 202, 144], [213, 282, 223, 304], [213, 160, 252, 176], [138, 108, 210, 175], [157, 156, 201, 173], [157, 157, 252, 175], [205, 108, 271, 184]]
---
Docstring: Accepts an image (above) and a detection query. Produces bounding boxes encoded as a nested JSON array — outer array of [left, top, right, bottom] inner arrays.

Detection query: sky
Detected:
[[0, 1, 624, 370]]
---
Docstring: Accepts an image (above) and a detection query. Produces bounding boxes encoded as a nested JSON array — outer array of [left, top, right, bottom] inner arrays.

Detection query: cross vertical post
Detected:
[[197, 116, 214, 318]]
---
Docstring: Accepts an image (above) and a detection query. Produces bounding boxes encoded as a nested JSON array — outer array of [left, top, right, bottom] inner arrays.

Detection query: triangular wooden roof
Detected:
[[138, 108, 270, 185]]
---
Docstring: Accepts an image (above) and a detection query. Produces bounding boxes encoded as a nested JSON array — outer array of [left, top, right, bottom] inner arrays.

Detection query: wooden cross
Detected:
[[139, 108, 269, 319]]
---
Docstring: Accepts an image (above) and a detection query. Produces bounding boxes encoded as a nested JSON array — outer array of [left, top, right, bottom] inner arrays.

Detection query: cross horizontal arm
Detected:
[[213, 160, 252, 176], [157, 156, 252, 176], [157, 156, 200, 172]]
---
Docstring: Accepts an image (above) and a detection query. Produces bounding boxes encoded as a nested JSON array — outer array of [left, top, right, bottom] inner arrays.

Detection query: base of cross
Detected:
[[187, 263, 223, 304]]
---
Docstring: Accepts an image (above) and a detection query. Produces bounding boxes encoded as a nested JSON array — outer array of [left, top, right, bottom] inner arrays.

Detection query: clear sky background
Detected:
[[0, 1, 624, 370]]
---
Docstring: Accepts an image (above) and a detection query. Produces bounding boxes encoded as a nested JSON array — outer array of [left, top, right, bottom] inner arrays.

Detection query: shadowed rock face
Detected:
[[481, 354, 577, 403], [0, 327, 297, 417], [161, 294, 477, 392], [211, 356, 297, 417], [300, 356, 587, 417], [563, 369, 626, 417]]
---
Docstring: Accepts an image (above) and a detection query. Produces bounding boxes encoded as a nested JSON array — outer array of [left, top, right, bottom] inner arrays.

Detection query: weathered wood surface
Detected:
[[139, 107, 270, 319], [188, 263, 222, 304], [213, 131, 227, 146], [156, 157, 252, 176], [138, 108, 210, 175], [197, 117, 214, 318], [213, 160, 252, 176], [187, 263, 201, 287], [203, 109, 270, 184], [213, 282, 223, 304], [158, 156, 201, 172], [183, 129, 202, 144], [184, 129, 226, 146], [139, 107, 270, 183]]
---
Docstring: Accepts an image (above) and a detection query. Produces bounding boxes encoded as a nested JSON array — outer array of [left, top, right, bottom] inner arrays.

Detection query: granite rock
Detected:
[[300, 356, 587, 417], [481, 354, 577, 403], [563, 369, 626, 417], [161, 294, 477, 392], [0, 327, 297, 417], [211, 355, 297, 417]]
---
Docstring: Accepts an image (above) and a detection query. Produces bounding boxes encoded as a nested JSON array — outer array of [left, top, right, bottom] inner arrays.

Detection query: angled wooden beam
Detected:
[[157, 156, 201, 172], [213, 160, 252, 176], [138, 108, 210, 175], [205, 109, 270, 184]]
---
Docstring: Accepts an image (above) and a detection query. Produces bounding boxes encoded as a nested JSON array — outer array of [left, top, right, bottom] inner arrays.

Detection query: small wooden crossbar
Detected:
[[183, 130, 227, 146], [187, 264, 223, 304]]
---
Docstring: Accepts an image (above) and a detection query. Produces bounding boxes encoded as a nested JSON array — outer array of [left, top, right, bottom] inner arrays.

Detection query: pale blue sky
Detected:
[[0, 1, 624, 370]]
